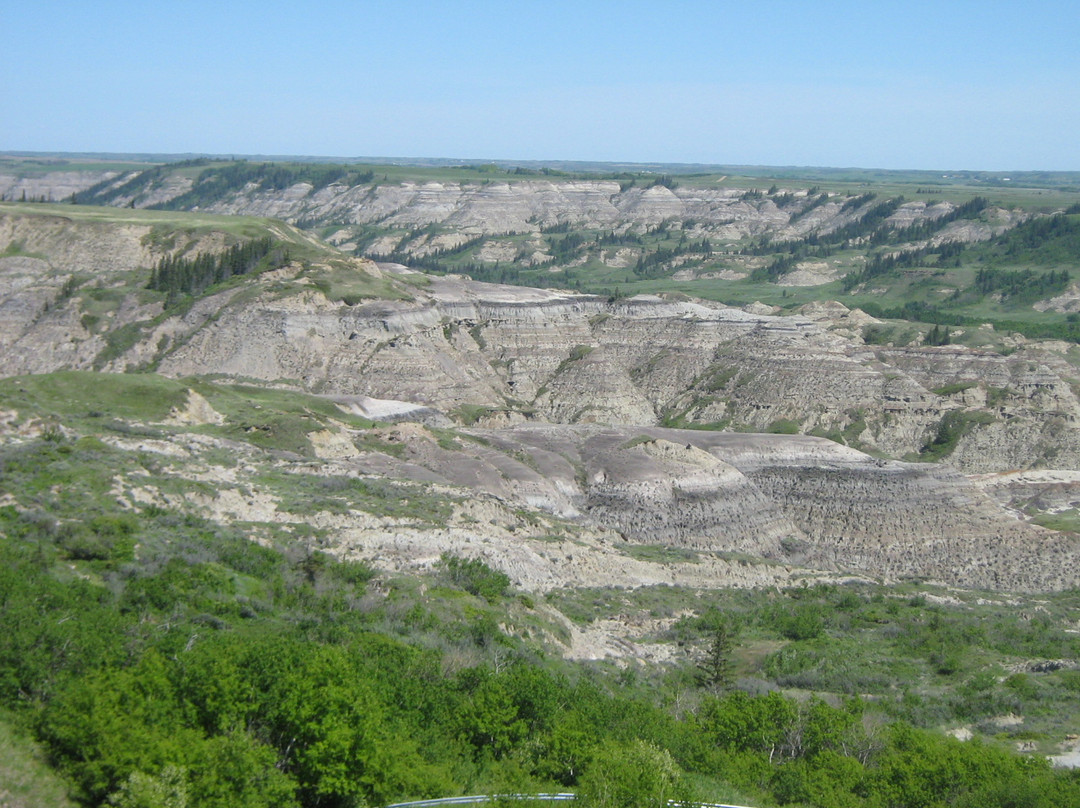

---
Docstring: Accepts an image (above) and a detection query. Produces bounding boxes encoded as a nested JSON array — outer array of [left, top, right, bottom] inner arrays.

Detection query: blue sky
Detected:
[[3, 0, 1078, 170]]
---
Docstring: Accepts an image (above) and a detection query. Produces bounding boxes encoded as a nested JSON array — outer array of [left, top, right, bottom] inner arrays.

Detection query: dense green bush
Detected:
[[438, 553, 511, 602]]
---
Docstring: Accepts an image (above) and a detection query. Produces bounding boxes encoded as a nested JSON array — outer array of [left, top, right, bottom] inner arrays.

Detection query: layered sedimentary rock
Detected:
[[0, 170, 987, 246], [305, 422, 1077, 592], [3, 202, 1080, 472]]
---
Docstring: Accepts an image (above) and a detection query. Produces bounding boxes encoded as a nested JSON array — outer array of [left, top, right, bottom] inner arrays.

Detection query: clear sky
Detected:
[[3, 0, 1078, 171]]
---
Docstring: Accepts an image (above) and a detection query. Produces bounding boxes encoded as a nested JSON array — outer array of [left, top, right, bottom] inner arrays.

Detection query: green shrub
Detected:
[[766, 418, 801, 435], [577, 739, 686, 808], [1059, 670, 1080, 693], [769, 604, 826, 640], [920, 410, 994, 461], [862, 324, 894, 344], [437, 553, 510, 603]]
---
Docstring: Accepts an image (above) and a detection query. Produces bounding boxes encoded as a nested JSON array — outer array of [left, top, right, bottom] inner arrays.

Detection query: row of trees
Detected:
[[157, 162, 375, 211], [859, 298, 1080, 343], [840, 241, 965, 291], [973, 268, 1071, 302], [884, 197, 989, 244], [73, 160, 378, 209], [740, 196, 908, 283], [924, 324, 953, 346], [785, 192, 830, 225], [633, 238, 713, 279], [370, 226, 715, 285], [73, 160, 209, 206], [990, 211, 1080, 261], [147, 237, 288, 299]]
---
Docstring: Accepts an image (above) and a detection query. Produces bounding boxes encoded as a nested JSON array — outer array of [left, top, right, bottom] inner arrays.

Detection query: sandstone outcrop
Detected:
[[0, 169, 995, 249]]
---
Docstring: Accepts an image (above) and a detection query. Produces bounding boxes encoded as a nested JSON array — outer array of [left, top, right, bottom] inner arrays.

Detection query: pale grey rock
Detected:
[[4, 206, 1080, 474], [0, 170, 118, 202], [328, 422, 1079, 592]]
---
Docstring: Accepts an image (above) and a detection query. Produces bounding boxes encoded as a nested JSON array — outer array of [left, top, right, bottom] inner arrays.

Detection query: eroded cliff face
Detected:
[[473, 426, 1077, 592], [207, 180, 785, 236], [0, 170, 123, 203], [3, 205, 1080, 476], [203, 182, 1029, 257], [144, 271, 1080, 472], [237, 414, 1074, 592], [0, 169, 1005, 248]]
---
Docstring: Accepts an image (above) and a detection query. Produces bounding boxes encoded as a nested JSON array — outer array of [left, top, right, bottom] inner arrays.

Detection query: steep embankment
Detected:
[[448, 425, 1075, 592], [113, 269, 1080, 471], [299, 418, 1080, 593]]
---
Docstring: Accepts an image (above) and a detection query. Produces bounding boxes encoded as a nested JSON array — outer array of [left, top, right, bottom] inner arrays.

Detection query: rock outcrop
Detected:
[[244, 420, 1080, 592], [3, 206, 1080, 474], [0, 169, 993, 248]]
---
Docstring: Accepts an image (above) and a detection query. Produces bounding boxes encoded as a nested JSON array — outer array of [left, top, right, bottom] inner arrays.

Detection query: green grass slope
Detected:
[[0, 713, 79, 808]]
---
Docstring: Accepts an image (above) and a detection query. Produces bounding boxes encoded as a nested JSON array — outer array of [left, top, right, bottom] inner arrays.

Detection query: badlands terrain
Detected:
[[4, 160, 1080, 804], [2, 189, 1080, 594]]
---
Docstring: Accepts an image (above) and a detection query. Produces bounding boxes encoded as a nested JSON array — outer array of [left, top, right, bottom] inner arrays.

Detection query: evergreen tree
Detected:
[[697, 618, 737, 692]]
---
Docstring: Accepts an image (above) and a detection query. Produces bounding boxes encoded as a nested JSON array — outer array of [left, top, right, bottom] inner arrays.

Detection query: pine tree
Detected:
[[697, 618, 738, 692]]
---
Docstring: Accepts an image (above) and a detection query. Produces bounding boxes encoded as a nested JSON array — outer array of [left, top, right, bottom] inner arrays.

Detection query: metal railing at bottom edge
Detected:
[[383, 795, 756, 808]]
